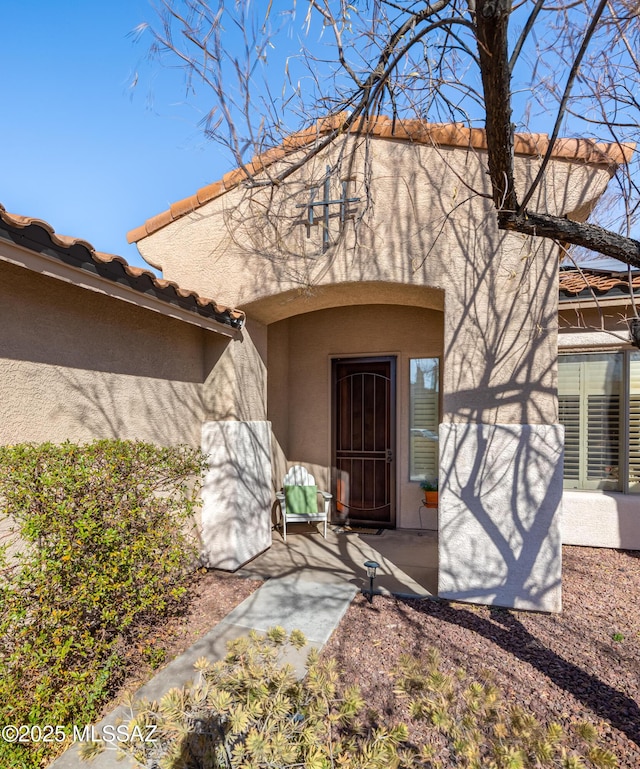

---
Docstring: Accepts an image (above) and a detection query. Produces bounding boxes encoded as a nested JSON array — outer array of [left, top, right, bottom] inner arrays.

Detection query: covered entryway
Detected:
[[248, 282, 444, 531], [332, 357, 396, 527]]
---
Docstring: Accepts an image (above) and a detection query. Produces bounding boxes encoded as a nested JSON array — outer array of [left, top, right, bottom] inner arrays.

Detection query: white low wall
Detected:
[[438, 423, 564, 612], [200, 420, 272, 570], [562, 491, 640, 550]]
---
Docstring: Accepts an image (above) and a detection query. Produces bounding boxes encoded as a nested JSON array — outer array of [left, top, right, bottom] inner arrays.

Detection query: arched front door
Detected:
[[332, 357, 396, 527]]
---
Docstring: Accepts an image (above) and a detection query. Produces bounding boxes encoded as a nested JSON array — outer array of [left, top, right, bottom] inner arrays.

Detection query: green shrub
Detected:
[[0, 440, 207, 769], [89, 632, 619, 769]]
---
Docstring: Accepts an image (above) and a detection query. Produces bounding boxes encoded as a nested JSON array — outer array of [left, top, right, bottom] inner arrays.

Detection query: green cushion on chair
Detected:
[[284, 485, 318, 515]]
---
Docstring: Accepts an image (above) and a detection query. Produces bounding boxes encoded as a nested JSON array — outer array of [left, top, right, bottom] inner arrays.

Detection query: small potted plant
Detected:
[[420, 478, 438, 508]]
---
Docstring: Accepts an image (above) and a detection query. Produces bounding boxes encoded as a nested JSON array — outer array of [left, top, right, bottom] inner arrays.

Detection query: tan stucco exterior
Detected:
[[559, 300, 636, 344], [0, 256, 234, 447], [138, 136, 612, 431], [0, 235, 275, 569], [202, 318, 268, 423], [3, 128, 621, 610], [268, 302, 444, 529], [132, 134, 617, 610]]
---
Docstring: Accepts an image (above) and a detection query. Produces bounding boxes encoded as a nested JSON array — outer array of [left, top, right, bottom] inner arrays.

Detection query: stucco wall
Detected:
[[562, 491, 640, 550], [138, 138, 611, 311], [200, 420, 272, 569], [268, 302, 443, 529], [439, 423, 563, 611], [0, 259, 228, 447], [137, 137, 610, 428], [203, 318, 268, 423], [135, 136, 615, 610], [559, 302, 635, 339]]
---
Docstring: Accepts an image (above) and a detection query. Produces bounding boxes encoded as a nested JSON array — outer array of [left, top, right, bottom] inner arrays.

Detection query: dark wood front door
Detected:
[[332, 357, 396, 527]]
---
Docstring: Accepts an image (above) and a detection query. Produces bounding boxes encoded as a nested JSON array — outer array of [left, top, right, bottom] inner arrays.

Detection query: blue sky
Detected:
[[1, 2, 632, 273], [1, 0, 236, 269]]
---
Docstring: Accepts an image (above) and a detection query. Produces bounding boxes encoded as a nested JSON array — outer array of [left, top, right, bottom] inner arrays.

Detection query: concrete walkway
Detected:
[[49, 576, 356, 769], [49, 526, 437, 767]]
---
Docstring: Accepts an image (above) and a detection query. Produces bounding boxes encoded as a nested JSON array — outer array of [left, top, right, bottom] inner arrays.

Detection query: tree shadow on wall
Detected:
[[231, 134, 568, 612], [56, 368, 206, 447]]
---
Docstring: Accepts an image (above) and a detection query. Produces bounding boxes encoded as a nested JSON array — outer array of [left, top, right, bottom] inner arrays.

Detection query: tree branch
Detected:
[[499, 210, 640, 268], [508, 0, 544, 73], [517, 0, 609, 214]]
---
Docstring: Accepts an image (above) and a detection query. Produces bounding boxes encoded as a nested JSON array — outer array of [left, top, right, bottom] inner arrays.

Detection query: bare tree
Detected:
[[139, 0, 640, 266]]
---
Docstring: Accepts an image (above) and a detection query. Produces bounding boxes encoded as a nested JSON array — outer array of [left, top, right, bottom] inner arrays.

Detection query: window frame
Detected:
[[408, 357, 440, 482], [558, 349, 638, 494]]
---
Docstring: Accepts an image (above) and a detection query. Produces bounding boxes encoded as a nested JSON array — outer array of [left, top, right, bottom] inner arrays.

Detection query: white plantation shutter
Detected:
[[558, 354, 622, 491], [412, 388, 438, 479], [410, 359, 439, 481], [629, 353, 640, 493], [558, 360, 581, 483]]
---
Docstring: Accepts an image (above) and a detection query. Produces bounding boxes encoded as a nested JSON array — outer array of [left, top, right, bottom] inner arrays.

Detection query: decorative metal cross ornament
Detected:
[[296, 166, 360, 252]]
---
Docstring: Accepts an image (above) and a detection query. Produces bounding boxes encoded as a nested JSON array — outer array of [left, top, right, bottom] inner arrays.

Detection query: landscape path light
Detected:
[[363, 560, 380, 604]]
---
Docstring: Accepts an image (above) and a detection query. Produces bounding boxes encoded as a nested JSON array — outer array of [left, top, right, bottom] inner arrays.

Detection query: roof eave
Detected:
[[0, 239, 242, 337], [0, 206, 244, 335]]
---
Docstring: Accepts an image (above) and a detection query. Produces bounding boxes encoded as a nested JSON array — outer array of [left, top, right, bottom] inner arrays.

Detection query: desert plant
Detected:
[[0, 440, 207, 769], [81, 632, 620, 769], [394, 650, 619, 769], [81, 627, 411, 769]]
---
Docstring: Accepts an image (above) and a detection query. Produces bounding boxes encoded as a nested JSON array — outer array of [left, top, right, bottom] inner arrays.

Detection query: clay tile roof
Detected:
[[127, 115, 634, 243], [559, 268, 640, 299], [0, 203, 244, 329]]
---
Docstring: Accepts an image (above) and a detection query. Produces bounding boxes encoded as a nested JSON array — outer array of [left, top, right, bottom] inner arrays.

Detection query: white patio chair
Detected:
[[275, 465, 332, 542]]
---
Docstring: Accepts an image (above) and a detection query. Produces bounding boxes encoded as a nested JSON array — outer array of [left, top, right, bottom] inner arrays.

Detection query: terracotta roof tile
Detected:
[[559, 268, 640, 299], [252, 146, 287, 170], [128, 116, 634, 243], [144, 210, 174, 235], [221, 167, 249, 189], [0, 203, 244, 329], [120, 264, 147, 278], [169, 196, 199, 219], [196, 181, 224, 205], [125, 223, 149, 244]]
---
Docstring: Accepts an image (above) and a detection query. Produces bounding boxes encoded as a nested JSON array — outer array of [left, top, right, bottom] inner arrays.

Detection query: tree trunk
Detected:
[[475, 0, 518, 213], [475, 0, 640, 266]]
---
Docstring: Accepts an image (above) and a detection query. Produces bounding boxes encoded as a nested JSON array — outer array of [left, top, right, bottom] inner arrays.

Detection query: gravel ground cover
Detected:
[[101, 546, 639, 766], [323, 545, 640, 767]]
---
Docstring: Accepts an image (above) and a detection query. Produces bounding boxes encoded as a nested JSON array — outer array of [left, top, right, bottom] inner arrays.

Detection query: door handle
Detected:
[[386, 449, 393, 463]]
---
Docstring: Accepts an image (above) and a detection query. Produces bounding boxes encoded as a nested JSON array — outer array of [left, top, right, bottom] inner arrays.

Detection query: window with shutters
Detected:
[[558, 353, 624, 491], [409, 358, 439, 481], [629, 352, 640, 493]]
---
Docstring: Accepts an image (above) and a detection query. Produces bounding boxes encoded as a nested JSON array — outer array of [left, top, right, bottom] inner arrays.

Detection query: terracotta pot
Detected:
[[424, 491, 438, 508]]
